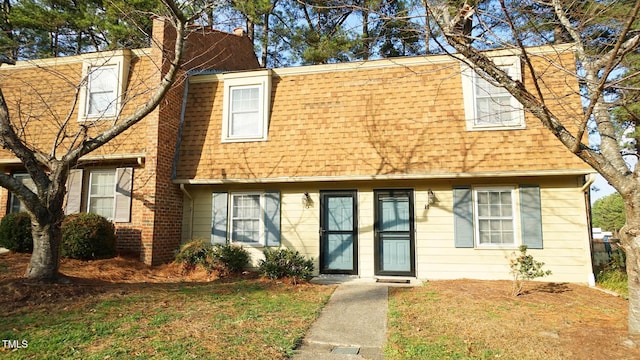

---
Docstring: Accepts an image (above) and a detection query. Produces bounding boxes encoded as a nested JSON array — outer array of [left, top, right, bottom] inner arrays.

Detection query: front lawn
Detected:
[[0, 254, 333, 359], [386, 279, 638, 360]]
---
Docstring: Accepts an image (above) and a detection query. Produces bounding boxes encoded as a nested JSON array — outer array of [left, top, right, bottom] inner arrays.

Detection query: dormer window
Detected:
[[86, 65, 118, 117], [461, 56, 525, 131], [221, 70, 271, 142], [78, 50, 131, 121]]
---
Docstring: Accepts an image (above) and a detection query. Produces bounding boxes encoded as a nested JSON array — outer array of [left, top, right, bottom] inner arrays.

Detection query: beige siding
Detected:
[[182, 177, 593, 283]]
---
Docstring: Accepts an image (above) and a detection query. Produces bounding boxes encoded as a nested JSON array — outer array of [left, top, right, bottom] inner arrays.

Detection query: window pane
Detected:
[[90, 171, 115, 196], [232, 88, 259, 111], [89, 197, 114, 218], [231, 112, 260, 137]]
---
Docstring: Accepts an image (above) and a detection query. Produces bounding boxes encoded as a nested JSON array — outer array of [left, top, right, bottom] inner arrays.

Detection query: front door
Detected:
[[374, 190, 415, 276], [320, 191, 358, 275]]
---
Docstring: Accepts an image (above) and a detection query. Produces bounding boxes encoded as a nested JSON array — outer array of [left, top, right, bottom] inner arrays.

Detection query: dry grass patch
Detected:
[[386, 280, 639, 360], [0, 253, 333, 359]]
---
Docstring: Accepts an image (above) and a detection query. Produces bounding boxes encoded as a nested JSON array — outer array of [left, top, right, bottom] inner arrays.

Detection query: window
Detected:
[[453, 185, 543, 249], [78, 50, 131, 121], [474, 187, 515, 247], [9, 173, 35, 213], [461, 56, 525, 130], [211, 191, 281, 247], [86, 65, 118, 117], [230, 193, 262, 244], [65, 168, 133, 222], [88, 169, 116, 219], [221, 70, 271, 142]]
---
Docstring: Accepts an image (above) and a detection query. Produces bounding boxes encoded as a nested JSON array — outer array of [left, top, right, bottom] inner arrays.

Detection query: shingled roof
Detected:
[[175, 45, 591, 183]]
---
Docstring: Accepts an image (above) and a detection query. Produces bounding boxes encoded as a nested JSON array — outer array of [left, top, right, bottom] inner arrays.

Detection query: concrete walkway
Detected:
[[292, 283, 388, 360]]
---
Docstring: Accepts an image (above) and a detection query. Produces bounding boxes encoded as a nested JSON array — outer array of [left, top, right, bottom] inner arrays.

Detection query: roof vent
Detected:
[[233, 27, 245, 37]]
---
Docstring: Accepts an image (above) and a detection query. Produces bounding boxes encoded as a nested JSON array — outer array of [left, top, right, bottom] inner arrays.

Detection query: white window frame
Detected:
[[221, 70, 271, 142], [461, 56, 525, 131], [229, 192, 265, 246], [77, 50, 131, 121], [87, 169, 116, 220], [473, 186, 519, 248]]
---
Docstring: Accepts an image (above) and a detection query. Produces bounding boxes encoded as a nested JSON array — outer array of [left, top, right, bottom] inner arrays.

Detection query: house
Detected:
[[174, 44, 596, 283], [0, 18, 260, 265], [0, 22, 596, 284]]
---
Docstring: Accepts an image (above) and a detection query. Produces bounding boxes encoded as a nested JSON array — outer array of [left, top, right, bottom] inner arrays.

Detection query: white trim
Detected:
[[221, 70, 271, 142], [229, 192, 265, 246], [0, 153, 145, 165], [473, 186, 519, 249], [0, 49, 146, 70], [77, 50, 131, 122], [461, 56, 525, 131], [188, 44, 576, 83], [172, 169, 595, 185]]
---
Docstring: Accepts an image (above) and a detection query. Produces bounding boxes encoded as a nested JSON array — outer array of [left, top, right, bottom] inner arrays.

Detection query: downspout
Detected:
[[180, 184, 194, 241], [581, 173, 597, 286], [581, 173, 596, 192]]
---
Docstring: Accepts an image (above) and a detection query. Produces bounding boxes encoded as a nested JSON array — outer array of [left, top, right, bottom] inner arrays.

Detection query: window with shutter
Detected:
[[210, 191, 281, 246]]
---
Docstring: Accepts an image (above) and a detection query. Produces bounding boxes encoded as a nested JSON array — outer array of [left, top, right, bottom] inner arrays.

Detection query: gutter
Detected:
[[581, 173, 597, 192], [172, 169, 597, 185]]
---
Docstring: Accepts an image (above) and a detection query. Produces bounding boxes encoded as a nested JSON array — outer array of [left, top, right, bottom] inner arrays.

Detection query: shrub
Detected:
[[258, 248, 314, 284], [175, 239, 214, 272], [0, 212, 33, 253], [61, 213, 116, 260], [214, 244, 250, 274], [508, 245, 552, 296], [175, 240, 250, 275]]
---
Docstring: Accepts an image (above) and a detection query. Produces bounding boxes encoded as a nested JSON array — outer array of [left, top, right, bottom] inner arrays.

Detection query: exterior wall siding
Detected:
[[182, 176, 593, 283]]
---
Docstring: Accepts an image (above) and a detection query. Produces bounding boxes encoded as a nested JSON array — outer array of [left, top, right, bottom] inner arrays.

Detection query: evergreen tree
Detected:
[[593, 193, 626, 233]]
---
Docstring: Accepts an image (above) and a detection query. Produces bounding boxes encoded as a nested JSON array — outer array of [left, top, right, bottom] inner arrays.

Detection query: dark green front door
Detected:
[[320, 191, 358, 275], [374, 190, 415, 276]]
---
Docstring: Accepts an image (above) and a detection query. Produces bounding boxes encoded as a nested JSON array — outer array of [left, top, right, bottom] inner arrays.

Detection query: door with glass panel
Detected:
[[374, 190, 415, 276], [320, 191, 358, 275]]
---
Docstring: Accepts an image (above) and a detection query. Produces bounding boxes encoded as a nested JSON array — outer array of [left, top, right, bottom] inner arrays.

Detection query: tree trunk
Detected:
[[261, 12, 270, 67], [24, 211, 64, 282], [624, 227, 640, 334]]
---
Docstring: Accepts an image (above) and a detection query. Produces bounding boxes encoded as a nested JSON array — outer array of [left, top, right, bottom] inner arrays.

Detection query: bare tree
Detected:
[[426, 0, 640, 335], [0, 0, 197, 282]]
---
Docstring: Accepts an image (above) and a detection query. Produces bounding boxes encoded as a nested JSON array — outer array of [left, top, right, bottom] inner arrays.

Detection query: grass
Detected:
[[384, 279, 635, 360], [0, 279, 333, 359], [597, 269, 629, 298]]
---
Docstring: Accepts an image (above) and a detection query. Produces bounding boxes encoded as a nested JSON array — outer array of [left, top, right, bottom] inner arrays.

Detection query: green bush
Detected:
[[61, 213, 116, 260], [175, 240, 250, 275], [0, 212, 33, 253], [258, 248, 314, 284], [214, 244, 250, 274]]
